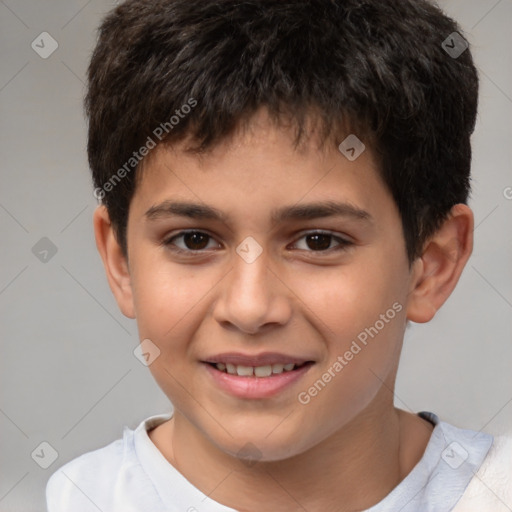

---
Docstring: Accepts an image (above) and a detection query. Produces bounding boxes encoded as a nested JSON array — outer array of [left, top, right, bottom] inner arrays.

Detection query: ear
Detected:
[[406, 204, 474, 323], [93, 205, 136, 319]]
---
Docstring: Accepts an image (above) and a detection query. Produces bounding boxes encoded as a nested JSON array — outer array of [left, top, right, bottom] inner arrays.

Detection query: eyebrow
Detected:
[[271, 201, 372, 224], [144, 200, 372, 224], [145, 201, 228, 222]]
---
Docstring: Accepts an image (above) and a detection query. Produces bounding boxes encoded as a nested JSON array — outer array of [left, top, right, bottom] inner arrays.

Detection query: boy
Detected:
[[46, 0, 512, 510]]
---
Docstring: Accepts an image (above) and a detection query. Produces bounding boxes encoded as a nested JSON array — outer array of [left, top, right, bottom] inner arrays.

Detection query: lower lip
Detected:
[[203, 362, 314, 399]]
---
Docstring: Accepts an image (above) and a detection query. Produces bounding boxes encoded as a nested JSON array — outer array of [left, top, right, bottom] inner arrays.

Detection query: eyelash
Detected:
[[162, 230, 353, 256]]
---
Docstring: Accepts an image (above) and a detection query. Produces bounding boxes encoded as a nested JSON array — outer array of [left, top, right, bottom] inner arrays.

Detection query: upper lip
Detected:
[[202, 352, 315, 367]]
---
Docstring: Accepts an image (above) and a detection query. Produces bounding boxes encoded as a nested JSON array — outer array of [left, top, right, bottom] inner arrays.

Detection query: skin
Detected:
[[94, 109, 474, 511]]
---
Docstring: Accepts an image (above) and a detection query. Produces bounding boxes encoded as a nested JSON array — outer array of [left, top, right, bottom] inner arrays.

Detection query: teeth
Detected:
[[236, 365, 254, 377], [214, 362, 300, 376], [272, 363, 284, 374], [254, 365, 272, 377]]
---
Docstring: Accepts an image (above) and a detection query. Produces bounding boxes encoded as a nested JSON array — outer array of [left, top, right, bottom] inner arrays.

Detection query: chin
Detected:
[[210, 426, 314, 464]]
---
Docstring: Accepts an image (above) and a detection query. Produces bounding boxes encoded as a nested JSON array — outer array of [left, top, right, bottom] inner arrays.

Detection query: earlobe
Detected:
[[93, 205, 136, 319], [406, 204, 474, 323]]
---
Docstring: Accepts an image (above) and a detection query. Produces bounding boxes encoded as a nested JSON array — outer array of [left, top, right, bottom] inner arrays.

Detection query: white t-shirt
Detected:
[[46, 411, 502, 512]]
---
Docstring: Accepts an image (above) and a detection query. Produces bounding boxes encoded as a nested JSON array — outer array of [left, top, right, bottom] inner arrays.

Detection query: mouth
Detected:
[[201, 353, 316, 399], [206, 361, 313, 377]]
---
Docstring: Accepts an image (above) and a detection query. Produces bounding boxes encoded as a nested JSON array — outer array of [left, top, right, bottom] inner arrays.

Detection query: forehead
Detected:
[[130, 110, 395, 228], [138, 107, 373, 179]]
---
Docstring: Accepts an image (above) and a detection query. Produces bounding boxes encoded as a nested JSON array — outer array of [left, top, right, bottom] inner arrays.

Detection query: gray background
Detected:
[[1, 0, 511, 510]]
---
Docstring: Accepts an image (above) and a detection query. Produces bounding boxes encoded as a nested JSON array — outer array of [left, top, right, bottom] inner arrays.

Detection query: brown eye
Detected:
[[305, 233, 333, 251], [293, 231, 353, 253], [164, 231, 220, 253], [182, 231, 210, 250]]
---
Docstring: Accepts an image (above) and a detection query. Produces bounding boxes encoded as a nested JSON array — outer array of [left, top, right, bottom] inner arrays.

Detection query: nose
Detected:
[[213, 247, 293, 335]]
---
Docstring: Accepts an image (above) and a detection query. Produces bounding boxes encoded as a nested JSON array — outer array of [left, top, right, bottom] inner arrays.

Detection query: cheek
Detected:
[[294, 261, 407, 399], [294, 273, 406, 439], [298, 260, 405, 342], [130, 264, 217, 404], [131, 259, 211, 337]]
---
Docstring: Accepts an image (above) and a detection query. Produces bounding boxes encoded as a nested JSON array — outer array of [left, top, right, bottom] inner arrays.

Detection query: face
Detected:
[[123, 111, 414, 461]]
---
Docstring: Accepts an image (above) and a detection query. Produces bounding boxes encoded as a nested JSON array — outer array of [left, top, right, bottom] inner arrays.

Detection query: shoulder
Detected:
[[452, 433, 512, 512], [46, 432, 128, 511], [46, 414, 173, 512], [45, 422, 161, 512]]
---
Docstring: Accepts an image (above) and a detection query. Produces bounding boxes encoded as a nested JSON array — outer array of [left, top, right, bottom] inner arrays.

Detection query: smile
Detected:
[[211, 362, 307, 377], [203, 358, 315, 399]]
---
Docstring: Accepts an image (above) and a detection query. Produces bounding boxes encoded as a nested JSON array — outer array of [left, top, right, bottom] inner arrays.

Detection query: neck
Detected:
[[151, 398, 433, 511]]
